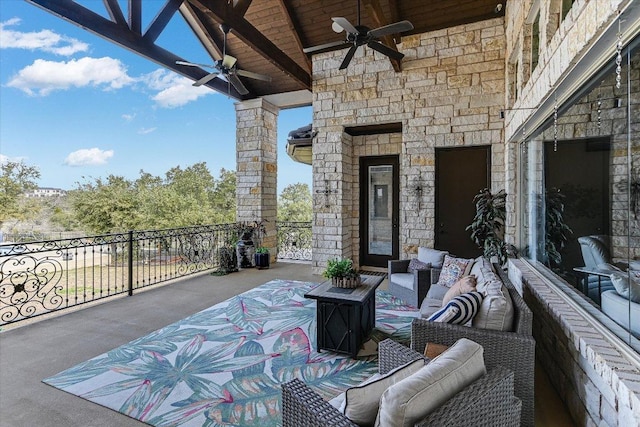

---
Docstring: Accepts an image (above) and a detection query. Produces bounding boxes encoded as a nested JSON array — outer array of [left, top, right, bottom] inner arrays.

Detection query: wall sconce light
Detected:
[[411, 172, 426, 210], [315, 179, 338, 208]]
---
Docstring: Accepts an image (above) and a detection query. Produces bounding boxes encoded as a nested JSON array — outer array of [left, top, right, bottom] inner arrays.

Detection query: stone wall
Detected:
[[510, 260, 640, 426], [311, 17, 506, 273]]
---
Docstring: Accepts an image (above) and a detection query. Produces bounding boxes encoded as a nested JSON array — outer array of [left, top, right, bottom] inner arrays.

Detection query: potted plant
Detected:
[[466, 188, 508, 266], [254, 247, 270, 269], [323, 258, 361, 288]]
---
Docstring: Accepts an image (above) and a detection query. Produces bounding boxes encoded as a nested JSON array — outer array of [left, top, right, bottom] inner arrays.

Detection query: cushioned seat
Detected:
[[387, 248, 448, 307], [577, 235, 624, 302]]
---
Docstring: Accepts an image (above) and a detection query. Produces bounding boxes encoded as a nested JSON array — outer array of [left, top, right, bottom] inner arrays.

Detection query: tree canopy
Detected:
[[278, 183, 312, 222], [0, 160, 41, 228], [69, 163, 237, 234]]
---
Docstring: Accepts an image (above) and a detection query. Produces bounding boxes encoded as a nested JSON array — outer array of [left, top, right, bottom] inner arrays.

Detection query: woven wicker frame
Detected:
[[281, 339, 521, 427]]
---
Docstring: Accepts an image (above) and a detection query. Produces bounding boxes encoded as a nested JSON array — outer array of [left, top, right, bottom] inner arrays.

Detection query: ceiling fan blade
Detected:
[[193, 71, 220, 87], [368, 20, 414, 38], [236, 69, 272, 82], [176, 60, 215, 69], [227, 73, 250, 95], [339, 45, 358, 70], [304, 40, 351, 54], [332, 17, 359, 35], [367, 41, 405, 61], [222, 54, 237, 69]]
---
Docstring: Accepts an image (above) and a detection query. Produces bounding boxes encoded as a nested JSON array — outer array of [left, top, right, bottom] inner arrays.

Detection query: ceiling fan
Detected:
[[303, 0, 414, 70], [176, 23, 271, 96]]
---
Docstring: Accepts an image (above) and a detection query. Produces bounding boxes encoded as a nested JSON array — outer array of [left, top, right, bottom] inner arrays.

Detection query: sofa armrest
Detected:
[[388, 259, 410, 274], [281, 378, 356, 427], [378, 338, 426, 375], [411, 318, 535, 427], [415, 366, 521, 427]]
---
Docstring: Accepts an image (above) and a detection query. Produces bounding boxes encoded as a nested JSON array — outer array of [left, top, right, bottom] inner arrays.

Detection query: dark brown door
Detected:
[[360, 156, 399, 267], [435, 146, 490, 258]]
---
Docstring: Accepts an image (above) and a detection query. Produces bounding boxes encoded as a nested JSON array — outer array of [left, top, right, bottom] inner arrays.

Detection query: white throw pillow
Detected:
[[417, 247, 449, 269], [374, 338, 486, 427], [340, 358, 424, 426], [610, 272, 640, 303]]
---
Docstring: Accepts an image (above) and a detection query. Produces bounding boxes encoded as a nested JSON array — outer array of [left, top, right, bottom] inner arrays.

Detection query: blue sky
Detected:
[[0, 0, 312, 195]]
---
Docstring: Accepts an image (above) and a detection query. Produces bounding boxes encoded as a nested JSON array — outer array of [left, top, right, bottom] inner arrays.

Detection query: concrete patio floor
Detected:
[[0, 262, 572, 426]]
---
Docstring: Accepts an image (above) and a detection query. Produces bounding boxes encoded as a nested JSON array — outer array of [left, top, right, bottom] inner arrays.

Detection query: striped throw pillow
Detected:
[[427, 291, 484, 325]]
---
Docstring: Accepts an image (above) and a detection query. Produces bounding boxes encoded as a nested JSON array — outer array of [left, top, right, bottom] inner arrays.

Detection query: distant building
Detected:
[[24, 187, 67, 198]]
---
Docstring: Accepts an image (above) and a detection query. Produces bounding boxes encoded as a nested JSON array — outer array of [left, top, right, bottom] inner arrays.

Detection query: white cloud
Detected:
[[0, 154, 9, 164], [64, 148, 114, 166], [143, 69, 214, 108], [137, 127, 157, 135], [0, 18, 89, 56], [7, 57, 135, 96], [122, 113, 136, 122]]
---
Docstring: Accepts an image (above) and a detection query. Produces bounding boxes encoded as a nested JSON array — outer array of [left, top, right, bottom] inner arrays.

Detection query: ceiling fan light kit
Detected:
[[176, 23, 271, 96], [304, 0, 414, 70]]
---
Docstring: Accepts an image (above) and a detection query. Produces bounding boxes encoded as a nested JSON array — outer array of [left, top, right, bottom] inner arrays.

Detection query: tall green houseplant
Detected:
[[467, 188, 508, 265]]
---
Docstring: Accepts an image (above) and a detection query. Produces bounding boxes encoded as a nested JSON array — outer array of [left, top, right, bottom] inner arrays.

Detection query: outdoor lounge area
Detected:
[[0, 262, 571, 426], [4, 0, 640, 425]]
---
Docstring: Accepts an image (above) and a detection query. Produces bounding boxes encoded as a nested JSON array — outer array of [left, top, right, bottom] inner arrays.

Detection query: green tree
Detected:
[[210, 168, 236, 224], [68, 164, 236, 234], [68, 175, 139, 234], [0, 160, 41, 228], [278, 183, 312, 222]]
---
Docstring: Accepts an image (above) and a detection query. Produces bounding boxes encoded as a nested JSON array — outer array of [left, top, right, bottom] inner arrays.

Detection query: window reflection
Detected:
[[521, 37, 639, 346]]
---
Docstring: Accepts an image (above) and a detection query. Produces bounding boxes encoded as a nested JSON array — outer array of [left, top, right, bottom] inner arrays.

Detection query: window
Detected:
[[520, 35, 640, 351], [562, 0, 576, 21], [532, 13, 540, 71]]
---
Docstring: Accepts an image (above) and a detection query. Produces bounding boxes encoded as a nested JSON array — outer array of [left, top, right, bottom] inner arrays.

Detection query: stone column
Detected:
[[235, 98, 279, 261]]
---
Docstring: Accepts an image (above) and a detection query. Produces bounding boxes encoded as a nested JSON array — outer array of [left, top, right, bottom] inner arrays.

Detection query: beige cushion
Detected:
[[610, 272, 640, 303], [374, 338, 486, 427], [473, 267, 514, 331], [470, 256, 492, 282], [442, 275, 477, 305], [339, 358, 424, 426]]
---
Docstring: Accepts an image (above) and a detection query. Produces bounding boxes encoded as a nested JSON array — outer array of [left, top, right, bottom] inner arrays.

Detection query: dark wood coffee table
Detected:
[[304, 274, 384, 357]]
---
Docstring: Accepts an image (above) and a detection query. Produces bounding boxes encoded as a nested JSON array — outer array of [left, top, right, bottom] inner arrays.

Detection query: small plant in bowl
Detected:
[[323, 258, 361, 288]]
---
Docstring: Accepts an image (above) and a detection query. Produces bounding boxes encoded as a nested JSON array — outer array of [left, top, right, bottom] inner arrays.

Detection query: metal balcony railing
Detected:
[[0, 221, 312, 326]]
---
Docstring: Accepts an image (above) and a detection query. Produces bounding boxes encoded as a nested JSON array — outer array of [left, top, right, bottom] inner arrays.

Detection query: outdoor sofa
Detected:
[[411, 256, 535, 427], [281, 338, 521, 427]]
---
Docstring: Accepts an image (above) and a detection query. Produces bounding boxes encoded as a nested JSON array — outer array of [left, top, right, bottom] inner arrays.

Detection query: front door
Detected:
[[360, 156, 399, 267], [435, 146, 490, 258]]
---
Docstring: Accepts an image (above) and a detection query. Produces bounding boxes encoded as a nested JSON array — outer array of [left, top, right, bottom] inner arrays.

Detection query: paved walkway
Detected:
[[0, 262, 320, 427]]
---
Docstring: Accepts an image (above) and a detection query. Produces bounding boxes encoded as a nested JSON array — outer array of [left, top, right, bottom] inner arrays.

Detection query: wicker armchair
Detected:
[[387, 260, 441, 307], [281, 339, 522, 427], [411, 267, 535, 427]]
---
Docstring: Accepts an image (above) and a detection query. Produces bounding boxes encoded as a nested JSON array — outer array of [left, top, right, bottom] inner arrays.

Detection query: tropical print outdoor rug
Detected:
[[43, 279, 419, 427]]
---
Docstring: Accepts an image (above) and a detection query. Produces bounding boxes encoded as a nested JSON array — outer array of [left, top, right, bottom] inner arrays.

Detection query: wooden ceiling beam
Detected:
[[232, 0, 253, 17], [362, 0, 402, 72], [144, 0, 183, 43], [179, 1, 223, 59], [103, 0, 127, 27], [274, 0, 311, 71], [25, 0, 244, 99], [128, 0, 142, 35], [189, 0, 311, 89]]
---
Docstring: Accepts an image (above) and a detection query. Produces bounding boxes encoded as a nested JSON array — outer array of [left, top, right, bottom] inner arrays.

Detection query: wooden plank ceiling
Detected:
[[26, 0, 506, 101]]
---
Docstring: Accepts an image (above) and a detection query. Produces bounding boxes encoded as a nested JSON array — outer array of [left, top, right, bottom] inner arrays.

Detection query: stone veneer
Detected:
[[510, 259, 640, 426], [311, 17, 506, 273], [235, 99, 278, 257]]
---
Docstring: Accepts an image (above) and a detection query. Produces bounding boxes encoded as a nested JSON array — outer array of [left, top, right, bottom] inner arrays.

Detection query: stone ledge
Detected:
[[509, 259, 640, 425]]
